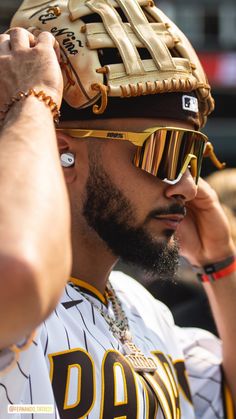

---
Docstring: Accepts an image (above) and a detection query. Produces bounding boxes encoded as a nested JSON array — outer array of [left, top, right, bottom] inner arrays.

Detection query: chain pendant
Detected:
[[76, 282, 157, 373], [123, 342, 157, 373]]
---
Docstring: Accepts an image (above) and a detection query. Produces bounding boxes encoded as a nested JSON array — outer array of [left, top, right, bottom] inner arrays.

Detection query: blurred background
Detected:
[[158, 0, 236, 175], [0, 0, 235, 174]]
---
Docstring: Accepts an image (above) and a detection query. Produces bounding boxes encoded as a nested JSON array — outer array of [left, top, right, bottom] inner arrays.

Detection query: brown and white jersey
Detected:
[[0, 272, 233, 418]]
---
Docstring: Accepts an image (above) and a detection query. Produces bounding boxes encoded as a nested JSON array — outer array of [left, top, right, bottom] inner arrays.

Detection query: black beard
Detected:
[[82, 151, 180, 279]]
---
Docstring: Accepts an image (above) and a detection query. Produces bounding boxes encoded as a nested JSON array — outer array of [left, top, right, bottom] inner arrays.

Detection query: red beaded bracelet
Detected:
[[0, 89, 60, 124], [194, 255, 236, 283]]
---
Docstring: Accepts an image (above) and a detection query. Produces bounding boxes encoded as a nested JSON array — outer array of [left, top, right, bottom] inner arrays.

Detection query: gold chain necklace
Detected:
[[69, 280, 157, 373]]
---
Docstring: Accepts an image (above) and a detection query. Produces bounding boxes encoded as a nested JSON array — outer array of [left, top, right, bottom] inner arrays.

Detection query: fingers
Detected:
[[2, 28, 61, 62], [27, 26, 41, 37], [37, 31, 56, 47], [0, 34, 10, 54], [29, 29, 60, 61], [7, 27, 36, 50], [54, 40, 61, 63], [37, 31, 61, 62]]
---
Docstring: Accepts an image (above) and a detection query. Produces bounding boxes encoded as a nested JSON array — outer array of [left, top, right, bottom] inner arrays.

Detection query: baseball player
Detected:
[[0, 1, 236, 418]]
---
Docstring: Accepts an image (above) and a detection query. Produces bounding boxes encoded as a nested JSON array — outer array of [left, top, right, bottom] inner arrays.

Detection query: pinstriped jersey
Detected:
[[0, 271, 233, 418]]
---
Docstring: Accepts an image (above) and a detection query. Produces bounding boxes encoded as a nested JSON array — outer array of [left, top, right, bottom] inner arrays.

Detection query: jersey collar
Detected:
[[69, 277, 107, 305]]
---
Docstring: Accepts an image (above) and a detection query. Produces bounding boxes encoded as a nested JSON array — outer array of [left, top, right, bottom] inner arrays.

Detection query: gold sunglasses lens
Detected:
[[133, 129, 206, 183]]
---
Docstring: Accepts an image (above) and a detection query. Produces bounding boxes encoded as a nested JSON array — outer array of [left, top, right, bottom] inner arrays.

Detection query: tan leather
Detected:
[[11, 0, 214, 126], [86, 22, 175, 50]]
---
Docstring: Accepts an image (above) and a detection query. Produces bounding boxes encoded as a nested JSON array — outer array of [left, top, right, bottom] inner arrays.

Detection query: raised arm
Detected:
[[178, 177, 236, 406], [0, 28, 71, 348]]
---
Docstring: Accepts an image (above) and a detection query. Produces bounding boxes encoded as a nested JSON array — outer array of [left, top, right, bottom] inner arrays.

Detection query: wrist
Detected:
[[0, 89, 60, 126], [193, 254, 236, 283], [32, 84, 62, 108], [4, 95, 52, 127], [196, 239, 236, 268]]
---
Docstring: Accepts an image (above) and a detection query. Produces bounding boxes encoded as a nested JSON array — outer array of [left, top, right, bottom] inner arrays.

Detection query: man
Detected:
[[0, 1, 236, 418]]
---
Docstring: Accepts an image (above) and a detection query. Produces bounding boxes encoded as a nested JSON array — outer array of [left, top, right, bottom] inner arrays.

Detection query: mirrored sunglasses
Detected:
[[56, 127, 225, 184]]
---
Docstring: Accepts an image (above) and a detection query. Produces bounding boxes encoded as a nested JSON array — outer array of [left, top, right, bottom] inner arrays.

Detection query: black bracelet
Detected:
[[193, 254, 236, 283]]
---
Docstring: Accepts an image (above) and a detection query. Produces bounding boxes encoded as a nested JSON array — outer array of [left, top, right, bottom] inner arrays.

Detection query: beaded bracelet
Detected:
[[0, 89, 60, 124], [194, 255, 236, 283]]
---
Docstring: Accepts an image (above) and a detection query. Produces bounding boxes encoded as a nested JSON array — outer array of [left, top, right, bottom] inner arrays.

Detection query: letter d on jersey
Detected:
[[49, 348, 95, 418]]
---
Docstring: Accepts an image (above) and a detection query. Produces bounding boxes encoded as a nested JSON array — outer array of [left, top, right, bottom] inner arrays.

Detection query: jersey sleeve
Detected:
[[175, 325, 234, 419], [0, 332, 36, 374], [0, 328, 42, 417]]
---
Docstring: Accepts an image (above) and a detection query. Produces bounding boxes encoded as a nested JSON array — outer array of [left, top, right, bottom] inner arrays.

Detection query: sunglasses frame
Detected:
[[56, 126, 209, 184], [56, 126, 208, 148]]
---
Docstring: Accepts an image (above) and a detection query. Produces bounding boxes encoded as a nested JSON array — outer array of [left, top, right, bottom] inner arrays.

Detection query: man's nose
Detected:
[[164, 169, 198, 202]]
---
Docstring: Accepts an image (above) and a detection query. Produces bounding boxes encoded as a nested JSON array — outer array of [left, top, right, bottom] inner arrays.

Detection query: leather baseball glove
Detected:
[[11, 0, 214, 127]]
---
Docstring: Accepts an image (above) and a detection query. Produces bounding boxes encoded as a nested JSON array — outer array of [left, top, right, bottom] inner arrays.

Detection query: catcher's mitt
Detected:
[[11, 0, 214, 127]]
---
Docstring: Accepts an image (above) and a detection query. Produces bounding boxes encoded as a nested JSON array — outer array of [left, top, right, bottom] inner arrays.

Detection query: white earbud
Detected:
[[60, 152, 75, 168]]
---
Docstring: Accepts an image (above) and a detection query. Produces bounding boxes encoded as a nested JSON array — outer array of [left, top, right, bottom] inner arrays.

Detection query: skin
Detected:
[[1, 27, 236, 407], [0, 28, 71, 347]]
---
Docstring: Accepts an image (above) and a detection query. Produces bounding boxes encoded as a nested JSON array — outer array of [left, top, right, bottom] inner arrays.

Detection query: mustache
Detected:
[[148, 203, 187, 219]]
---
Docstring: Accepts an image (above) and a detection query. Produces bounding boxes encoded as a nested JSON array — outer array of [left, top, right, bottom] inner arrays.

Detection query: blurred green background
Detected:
[[1, 0, 235, 175]]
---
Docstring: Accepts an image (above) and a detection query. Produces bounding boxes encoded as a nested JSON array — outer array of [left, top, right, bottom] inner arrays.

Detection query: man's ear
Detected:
[[56, 132, 77, 184]]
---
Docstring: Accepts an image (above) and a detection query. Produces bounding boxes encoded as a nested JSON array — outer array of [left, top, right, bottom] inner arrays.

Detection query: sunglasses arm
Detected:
[[204, 142, 226, 170]]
